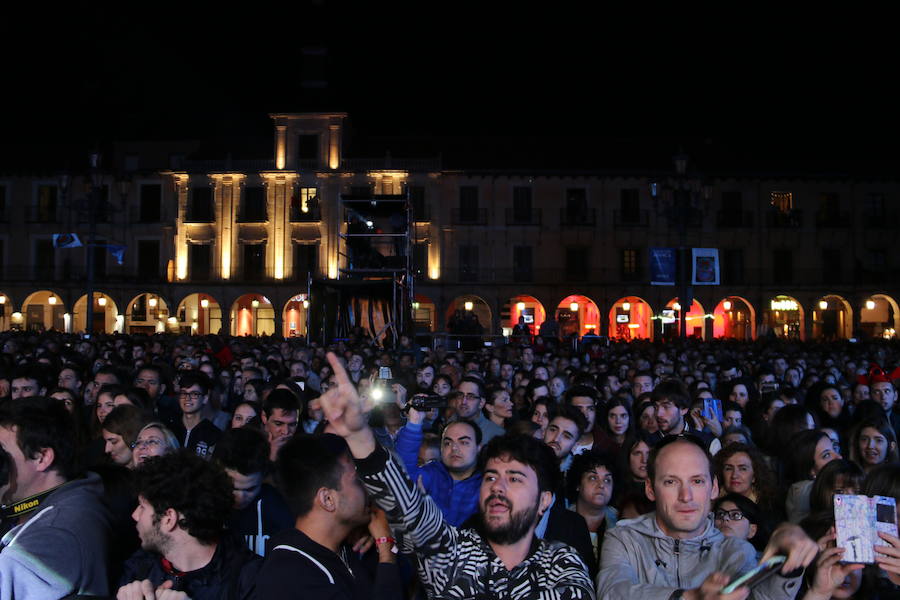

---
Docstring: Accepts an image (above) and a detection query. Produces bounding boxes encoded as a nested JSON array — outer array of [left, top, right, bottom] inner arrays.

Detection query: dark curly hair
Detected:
[[133, 450, 233, 544], [476, 433, 560, 494], [566, 450, 617, 505]]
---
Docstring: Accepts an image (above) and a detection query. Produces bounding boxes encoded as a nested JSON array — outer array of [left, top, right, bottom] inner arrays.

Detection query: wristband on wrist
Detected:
[[374, 536, 398, 553]]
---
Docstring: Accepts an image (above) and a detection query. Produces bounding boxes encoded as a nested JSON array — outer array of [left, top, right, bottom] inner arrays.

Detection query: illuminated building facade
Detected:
[[0, 112, 897, 341]]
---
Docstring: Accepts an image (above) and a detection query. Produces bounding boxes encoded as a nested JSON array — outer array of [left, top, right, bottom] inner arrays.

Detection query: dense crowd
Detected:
[[0, 329, 899, 599]]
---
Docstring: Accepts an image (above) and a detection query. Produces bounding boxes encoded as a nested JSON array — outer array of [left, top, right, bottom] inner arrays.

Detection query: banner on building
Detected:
[[52, 233, 82, 248], [106, 245, 126, 265], [649, 247, 676, 285], [692, 248, 720, 285]]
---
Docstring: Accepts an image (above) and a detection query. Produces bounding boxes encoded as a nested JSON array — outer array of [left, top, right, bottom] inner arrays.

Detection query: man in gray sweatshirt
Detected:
[[0, 397, 111, 599], [596, 435, 818, 600]]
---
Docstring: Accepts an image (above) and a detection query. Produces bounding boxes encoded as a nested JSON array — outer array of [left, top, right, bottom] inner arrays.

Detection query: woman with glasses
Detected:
[[131, 422, 180, 468]]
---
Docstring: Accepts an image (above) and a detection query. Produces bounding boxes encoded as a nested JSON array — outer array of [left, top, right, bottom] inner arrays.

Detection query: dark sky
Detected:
[[4, 6, 898, 173]]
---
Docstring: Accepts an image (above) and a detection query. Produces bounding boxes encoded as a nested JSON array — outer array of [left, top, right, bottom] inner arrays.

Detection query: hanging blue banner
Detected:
[[650, 247, 676, 286]]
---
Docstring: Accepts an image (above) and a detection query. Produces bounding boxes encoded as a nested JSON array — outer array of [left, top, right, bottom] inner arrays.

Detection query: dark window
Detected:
[[721, 191, 742, 211], [409, 186, 427, 221], [297, 135, 319, 161], [189, 244, 211, 281], [35, 239, 55, 280], [565, 188, 587, 220], [512, 187, 533, 223], [243, 244, 266, 281], [0, 239, 4, 279], [293, 244, 318, 280], [566, 247, 588, 281], [459, 245, 478, 282], [350, 185, 372, 197], [139, 184, 162, 222], [722, 249, 744, 285], [412, 243, 428, 278], [817, 193, 841, 226], [620, 189, 640, 222], [773, 249, 793, 284], [137, 240, 160, 279], [621, 248, 640, 281], [35, 185, 58, 222], [513, 246, 533, 282], [187, 187, 214, 222], [0, 186, 6, 220], [459, 186, 479, 222], [242, 186, 267, 222], [822, 248, 842, 285]]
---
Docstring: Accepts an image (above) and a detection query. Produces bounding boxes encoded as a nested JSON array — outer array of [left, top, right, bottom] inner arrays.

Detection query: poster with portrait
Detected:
[[691, 248, 719, 285]]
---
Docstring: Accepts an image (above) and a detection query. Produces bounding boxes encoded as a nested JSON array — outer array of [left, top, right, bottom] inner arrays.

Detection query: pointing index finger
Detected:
[[327, 352, 352, 387]]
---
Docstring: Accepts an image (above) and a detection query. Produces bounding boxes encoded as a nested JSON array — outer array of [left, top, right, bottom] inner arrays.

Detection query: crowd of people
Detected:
[[0, 328, 899, 599]]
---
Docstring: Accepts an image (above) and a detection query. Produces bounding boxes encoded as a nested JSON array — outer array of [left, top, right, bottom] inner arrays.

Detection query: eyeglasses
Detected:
[[132, 438, 163, 450], [460, 393, 481, 401], [714, 509, 746, 522], [178, 391, 204, 400]]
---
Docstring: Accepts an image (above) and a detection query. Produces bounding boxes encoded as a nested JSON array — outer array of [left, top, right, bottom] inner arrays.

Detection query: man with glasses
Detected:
[[165, 372, 221, 459], [451, 377, 504, 444]]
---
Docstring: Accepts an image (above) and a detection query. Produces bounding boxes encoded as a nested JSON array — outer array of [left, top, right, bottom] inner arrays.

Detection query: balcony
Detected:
[[559, 208, 597, 227], [290, 206, 322, 222], [816, 210, 851, 228], [716, 210, 754, 228], [505, 208, 542, 226], [613, 210, 649, 227], [765, 209, 803, 228], [451, 208, 488, 225], [863, 213, 899, 228]]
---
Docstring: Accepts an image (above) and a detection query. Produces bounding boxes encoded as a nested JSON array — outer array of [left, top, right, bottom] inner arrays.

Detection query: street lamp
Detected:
[[819, 300, 828, 310], [464, 301, 474, 311], [866, 299, 876, 310], [622, 301, 631, 312], [723, 300, 732, 311]]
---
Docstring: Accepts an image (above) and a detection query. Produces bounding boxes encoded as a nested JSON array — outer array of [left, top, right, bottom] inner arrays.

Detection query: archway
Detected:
[[0, 292, 13, 331], [231, 294, 275, 336], [713, 296, 756, 340], [21, 290, 66, 332], [125, 293, 172, 334], [73, 292, 119, 334], [176, 293, 223, 335], [813, 294, 852, 340], [446, 295, 492, 336], [663, 298, 708, 339], [412, 293, 437, 333], [860, 294, 899, 339], [608, 296, 652, 340], [763, 295, 805, 340], [507, 295, 546, 338], [556, 294, 600, 339], [282, 293, 309, 338]]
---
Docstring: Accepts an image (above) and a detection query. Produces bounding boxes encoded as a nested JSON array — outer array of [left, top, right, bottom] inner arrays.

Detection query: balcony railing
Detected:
[[559, 208, 597, 227], [290, 206, 322, 222], [505, 208, 542, 226], [765, 209, 803, 228], [451, 208, 488, 225], [613, 210, 649, 227], [816, 210, 851, 228], [26, 206, 59, 223], [716, 210, 754, 228]]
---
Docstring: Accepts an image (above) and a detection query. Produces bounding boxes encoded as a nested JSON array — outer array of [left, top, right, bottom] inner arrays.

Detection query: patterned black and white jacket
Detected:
[[355, 444, 596, 600]]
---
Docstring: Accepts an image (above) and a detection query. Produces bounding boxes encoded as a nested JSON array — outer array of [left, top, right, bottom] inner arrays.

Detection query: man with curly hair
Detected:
[[117, 451, 262, 600]]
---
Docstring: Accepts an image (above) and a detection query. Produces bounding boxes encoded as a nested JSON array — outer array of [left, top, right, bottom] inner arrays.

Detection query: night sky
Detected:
[[4, 6, 897, 174]]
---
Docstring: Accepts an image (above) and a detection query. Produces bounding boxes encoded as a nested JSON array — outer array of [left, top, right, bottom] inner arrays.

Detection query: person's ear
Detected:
[[748, 523, 758, 539], [160, 508, 180, 533], [538, 490, 553, 516], [711, 476, 719, 499], [33, 447, 55, 473], [316, 487, 337, 513], [645, 477, 656, 502]]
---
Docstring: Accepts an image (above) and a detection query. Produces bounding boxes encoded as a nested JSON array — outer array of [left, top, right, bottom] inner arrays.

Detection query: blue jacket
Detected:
[[395, 422, 480, 527]]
